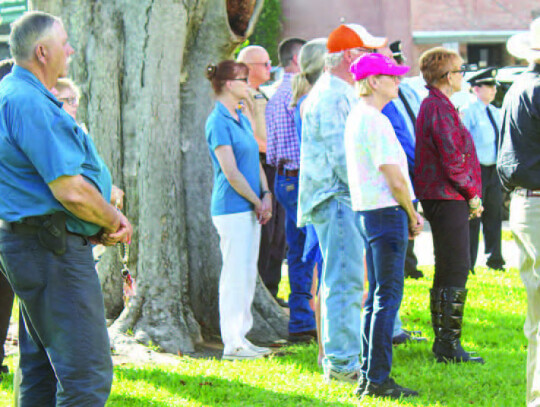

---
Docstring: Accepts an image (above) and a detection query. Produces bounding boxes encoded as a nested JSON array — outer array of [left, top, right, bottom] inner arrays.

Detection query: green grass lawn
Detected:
[[478, 229, 513, 242], [0, 265, 527, 406], [501, 229, 514, 241]]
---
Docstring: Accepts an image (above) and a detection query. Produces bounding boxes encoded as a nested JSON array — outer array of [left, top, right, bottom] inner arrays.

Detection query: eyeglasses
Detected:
[[247, 60, 272, 68], [441, 68, 466, 79], [58, 97, 78, 106], [230, 77, 248, 83]]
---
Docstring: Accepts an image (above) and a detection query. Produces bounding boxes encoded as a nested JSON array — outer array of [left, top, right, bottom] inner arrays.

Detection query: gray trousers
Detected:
[[0, 230, 112, 407]]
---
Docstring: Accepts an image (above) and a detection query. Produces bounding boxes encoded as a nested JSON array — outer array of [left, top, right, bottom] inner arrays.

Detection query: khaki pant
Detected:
[[510, 194, 540, 406]]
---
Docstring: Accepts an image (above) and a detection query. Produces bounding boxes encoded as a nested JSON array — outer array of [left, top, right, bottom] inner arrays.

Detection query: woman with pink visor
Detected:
[[344, 53, 423, 401]]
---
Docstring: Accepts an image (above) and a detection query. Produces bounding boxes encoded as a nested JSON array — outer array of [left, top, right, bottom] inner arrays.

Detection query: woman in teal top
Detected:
[[205, 60, 272, 360]]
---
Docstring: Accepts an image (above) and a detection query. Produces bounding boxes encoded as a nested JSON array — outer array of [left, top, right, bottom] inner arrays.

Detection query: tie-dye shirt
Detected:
[[297, 73, 357, 227], [345, 99, 415, 211]]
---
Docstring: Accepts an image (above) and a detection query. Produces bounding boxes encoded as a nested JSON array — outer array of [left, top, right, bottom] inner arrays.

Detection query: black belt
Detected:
[[514, 188, 540, 198], [0, 219, 40, 234], [0, 215, 83, 237], [278, 168, 299, 177], [0, 213, 78, 256]]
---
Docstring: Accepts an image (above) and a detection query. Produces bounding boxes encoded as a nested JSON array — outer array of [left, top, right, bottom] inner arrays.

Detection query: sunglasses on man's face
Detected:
[[248, 61, 272, 68]]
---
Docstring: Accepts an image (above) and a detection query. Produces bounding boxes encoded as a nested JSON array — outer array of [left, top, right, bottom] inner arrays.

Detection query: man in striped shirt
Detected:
[[266, 37, 317, 342]]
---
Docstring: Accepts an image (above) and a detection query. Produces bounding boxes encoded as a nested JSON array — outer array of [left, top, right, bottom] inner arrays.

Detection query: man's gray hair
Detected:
[[9, 11, 59, 63], [324, 51, 345, 69]]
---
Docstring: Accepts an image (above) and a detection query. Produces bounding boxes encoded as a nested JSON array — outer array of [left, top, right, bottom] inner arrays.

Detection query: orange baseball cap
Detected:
[[327, 24, 387, 53]]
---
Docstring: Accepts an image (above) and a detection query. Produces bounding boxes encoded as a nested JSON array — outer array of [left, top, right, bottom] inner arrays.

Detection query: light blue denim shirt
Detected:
[[461, 98, 501, 166], [297, 73, 357, 227]]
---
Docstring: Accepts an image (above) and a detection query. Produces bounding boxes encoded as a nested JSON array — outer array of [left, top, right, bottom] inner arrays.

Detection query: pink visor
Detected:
[[350, 53, 410, 81]]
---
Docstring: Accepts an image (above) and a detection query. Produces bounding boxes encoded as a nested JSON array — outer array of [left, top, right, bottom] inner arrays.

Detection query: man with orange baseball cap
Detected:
[[297, 23, 386, 387], [326, 24, 387, 54]]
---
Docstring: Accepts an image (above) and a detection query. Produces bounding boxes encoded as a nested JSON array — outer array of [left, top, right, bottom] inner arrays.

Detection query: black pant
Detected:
[[422, 200, 470, 288], [469, 165, 504, 270], [0, 269, 14, 366], [258, 161, 286, 297]]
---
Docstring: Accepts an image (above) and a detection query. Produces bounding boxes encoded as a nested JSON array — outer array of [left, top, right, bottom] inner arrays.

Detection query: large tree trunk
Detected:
[[33, 0, 288, 354]]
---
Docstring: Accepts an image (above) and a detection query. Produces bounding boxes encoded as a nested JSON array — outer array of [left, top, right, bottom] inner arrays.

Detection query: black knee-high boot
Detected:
[[430, 288, 443, 353], [432, 287, 484, 364]]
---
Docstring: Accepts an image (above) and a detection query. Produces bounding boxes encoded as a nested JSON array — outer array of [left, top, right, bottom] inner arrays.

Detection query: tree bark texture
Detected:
[[32, 0, 288, 354]]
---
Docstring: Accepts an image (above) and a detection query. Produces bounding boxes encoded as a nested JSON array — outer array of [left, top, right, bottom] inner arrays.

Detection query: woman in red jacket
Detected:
[[414, 47, 484, 364]]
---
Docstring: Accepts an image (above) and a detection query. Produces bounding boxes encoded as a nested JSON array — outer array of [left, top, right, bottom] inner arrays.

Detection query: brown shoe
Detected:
[[288, 329, 317, 343]]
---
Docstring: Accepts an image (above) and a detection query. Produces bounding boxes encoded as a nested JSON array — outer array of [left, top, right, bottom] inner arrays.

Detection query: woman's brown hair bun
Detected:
[[206, 64, 217, 80], [207, 60, 249, 94]]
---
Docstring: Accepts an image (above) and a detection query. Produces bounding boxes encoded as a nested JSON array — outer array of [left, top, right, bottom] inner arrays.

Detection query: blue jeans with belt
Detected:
[[0, 230, 113, 407], [312, 199, 364, 374], [275, 174, 316, 334], [360, 205, 408, 384]]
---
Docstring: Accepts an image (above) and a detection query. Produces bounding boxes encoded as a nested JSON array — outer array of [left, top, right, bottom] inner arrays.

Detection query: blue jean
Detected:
[[393, 314, 403, 337], [360, 206, 408, 384], [275, 174, 316, 333], [312, 199, 364, 373], [0, 230, 113, 406]]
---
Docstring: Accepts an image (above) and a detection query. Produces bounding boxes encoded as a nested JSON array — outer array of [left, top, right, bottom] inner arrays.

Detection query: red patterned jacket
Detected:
[[414, 86, 481, 201]]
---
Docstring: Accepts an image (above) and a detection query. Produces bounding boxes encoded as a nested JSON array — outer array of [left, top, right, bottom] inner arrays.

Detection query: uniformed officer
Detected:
[[461, 68, 505, 272]]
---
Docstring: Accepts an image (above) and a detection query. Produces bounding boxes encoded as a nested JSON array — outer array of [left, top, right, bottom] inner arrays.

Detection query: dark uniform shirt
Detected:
[[498, 63, 540, 191]]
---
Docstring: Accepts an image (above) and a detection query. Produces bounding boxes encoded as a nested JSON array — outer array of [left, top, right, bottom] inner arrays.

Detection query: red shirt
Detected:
[[414, 86, 481, 201]]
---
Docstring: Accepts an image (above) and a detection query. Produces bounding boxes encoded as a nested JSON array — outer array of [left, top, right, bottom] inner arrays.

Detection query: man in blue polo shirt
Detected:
[[0, 11, 132, 406], [381, 41, 424, 281]]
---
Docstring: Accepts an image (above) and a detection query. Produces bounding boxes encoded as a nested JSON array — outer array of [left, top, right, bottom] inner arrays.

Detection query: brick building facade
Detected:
[[281, 0, 540, 74]]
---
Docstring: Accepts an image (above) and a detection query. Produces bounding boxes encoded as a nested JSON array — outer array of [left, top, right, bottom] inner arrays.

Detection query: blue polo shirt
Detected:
[[205, 101, 260, 216], [382, 83, 422, 179], [382, 101, 415, 176], [0, 66, 112, 236]]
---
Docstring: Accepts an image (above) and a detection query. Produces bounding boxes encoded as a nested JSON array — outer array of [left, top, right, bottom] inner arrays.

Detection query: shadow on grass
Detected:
[[262, 342, 323, 373], [107, 394, 172, 406], [111, 366, 355, 407]]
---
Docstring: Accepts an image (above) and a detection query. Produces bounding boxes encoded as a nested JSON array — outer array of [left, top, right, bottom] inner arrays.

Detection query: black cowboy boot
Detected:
[[430, 288, 443, 355], [433, 287, 484, 364]]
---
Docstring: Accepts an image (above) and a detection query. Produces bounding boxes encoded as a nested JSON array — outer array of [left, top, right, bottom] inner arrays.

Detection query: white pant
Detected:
[[510, 195, 540, 406], [212, 211, 261, 353]]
